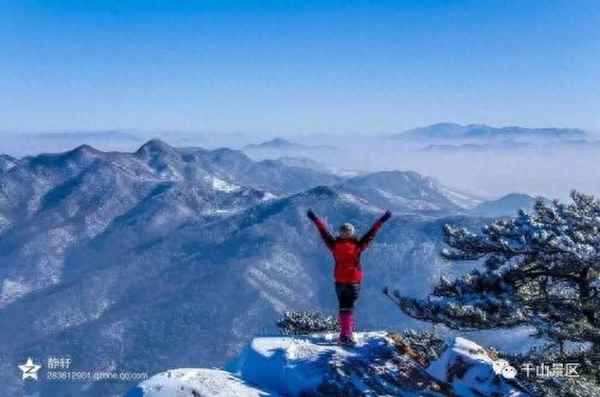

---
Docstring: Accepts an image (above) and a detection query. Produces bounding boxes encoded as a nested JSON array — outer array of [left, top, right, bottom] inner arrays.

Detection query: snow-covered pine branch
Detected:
[[390, 190, 600, 373]]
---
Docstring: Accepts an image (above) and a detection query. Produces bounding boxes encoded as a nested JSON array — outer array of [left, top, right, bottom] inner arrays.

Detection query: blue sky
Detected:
[[2, 0, 599, 134]]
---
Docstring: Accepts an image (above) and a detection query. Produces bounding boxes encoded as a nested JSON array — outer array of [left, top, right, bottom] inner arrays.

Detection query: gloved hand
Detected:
[[380, 210, 392, 223], [307, 209, 317, 221]]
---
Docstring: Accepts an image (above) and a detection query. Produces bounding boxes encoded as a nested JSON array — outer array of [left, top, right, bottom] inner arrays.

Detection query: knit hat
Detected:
[[339, 223, 356, 236]]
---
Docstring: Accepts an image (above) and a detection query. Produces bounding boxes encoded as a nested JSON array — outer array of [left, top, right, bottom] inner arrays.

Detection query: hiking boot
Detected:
[[337, 335, 356, 347]]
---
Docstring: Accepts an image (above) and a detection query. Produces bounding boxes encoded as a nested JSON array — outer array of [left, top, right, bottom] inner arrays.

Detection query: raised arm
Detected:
[[307, 210, 335, 249], [359, 210, 392, 250]]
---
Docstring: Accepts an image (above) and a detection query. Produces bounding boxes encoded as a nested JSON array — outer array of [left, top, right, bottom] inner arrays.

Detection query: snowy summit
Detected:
[[126, 332, 527, 397]]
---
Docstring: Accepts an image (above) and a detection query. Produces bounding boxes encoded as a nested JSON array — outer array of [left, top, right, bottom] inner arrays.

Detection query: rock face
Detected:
[[128, 333, 528, 397]]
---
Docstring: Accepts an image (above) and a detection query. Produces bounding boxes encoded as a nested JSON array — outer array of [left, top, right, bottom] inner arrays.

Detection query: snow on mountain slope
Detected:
[[0, 141, 276, 308], [182, 146, 342, 194], [471, 193, 537, 218], [338, 171, 481, 214], [0, 154, 17, 172], [435, 185, 483, 210], [0, 140, 347, 307], [128, 333, 527, 397], [1, 181, 483, 397]]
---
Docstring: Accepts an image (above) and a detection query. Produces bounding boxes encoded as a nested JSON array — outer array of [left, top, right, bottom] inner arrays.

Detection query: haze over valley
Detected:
[[4, 122, 599, 200]]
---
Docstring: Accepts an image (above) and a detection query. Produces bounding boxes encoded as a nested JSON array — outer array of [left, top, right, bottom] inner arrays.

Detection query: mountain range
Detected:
[[388, 123, 589, 145], [0, 140, 537, 397]]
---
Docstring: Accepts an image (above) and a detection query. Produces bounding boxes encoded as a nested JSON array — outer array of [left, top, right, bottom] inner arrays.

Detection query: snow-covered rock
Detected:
[[427, 337, 527, 397], [127, 368, 271, 397], [128, 333, 528, 397]]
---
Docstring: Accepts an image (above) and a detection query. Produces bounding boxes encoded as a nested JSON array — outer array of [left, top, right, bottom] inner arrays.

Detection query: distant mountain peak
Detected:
[[135, 139, 176, 156], [472, 192, 538, 217], [70, 143, 100, 154], [345, 170, 436, 189], [428, 122, 464, 129], [244, 137, 301, 150], [286, 185, 339, 204], [44, 143, 104, 165], [209, 146, 251, 161], [265, 137, 294, 146], [243, 137, 335, 152], [307, 185, 338, 198]]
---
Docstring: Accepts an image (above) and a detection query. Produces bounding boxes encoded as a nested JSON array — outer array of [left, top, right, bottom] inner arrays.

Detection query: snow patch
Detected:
[[375, 188, 442, 210], [437, 185, 483, 209], [228, 333, 381, 396], [338, 192, 381, 212], [133, 368, 271, 397], [261, 192, 278, 201], [0, 278, 32, 307], [201, 207, 241, 216], [206, 175, 241, 193]]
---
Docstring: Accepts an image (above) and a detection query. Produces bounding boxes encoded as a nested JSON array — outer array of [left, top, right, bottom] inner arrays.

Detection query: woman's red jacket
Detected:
[[309, 215, 386, 283]]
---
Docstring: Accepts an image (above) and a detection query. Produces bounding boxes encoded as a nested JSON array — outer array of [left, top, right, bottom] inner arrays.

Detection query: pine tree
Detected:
[[388, 191, 600, 380], [277, 311, 339, 335]]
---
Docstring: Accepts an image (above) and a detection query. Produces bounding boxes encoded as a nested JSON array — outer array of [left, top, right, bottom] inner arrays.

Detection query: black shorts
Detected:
[[335, 282, 361, 312]]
